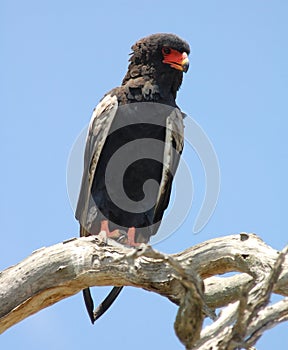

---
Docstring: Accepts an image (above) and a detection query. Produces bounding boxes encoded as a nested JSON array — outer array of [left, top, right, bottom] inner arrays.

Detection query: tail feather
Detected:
[[83, 286, 124, 324], [94, 286, 123, 321], [83, 288, 96, 324]]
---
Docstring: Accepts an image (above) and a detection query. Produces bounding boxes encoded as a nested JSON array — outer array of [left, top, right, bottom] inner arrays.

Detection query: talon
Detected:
[[98, 230, 108, 243]]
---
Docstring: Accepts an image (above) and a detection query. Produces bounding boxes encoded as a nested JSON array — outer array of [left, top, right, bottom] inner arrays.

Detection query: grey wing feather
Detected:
[[153, 108, 184, 223], [75, 94, 118, 235]]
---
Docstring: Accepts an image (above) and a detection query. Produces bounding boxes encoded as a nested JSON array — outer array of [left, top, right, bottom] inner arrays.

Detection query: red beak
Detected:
[[162, 49, 189, 72]]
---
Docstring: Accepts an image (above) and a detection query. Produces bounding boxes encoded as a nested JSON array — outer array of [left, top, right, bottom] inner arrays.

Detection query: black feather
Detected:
[[83, 288, 95, 324], [93, 287, 124, 321]]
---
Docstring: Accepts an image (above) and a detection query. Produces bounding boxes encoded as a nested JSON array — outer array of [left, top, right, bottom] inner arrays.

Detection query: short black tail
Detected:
[[83, 286, 124, 324]]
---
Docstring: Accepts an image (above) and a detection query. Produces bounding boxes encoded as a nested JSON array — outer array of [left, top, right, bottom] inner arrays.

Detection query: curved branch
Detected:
[[0, 233, 287, 349]]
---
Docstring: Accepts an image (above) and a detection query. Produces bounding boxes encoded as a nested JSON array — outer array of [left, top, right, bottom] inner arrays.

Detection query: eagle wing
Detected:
[[75, 94, 120, 324], [75, 94, 118, 236], [153, 107, 184, 226]]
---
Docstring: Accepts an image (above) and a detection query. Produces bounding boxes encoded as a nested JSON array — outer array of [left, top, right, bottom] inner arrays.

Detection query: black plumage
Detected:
[[75, 33, 190, 323]]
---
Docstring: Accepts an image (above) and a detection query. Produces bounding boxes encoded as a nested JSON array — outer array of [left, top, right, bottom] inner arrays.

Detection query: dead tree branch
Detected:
[[0, 233, 287, 349]]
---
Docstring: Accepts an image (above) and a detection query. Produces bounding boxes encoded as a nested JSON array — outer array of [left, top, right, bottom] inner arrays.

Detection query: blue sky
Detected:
[[1, 1, 287, 349]]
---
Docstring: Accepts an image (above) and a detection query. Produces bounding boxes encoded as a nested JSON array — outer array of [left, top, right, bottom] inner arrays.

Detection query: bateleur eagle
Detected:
[[75, 33, 190, 324]]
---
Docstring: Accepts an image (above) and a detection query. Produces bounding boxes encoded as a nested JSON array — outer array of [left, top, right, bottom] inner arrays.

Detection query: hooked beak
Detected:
[[162, 49, 189, 73]]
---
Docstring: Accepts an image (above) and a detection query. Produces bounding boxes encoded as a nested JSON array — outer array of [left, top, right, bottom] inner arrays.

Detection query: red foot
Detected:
[[100, 220, 120, 239], [100, 221, 140, 247]]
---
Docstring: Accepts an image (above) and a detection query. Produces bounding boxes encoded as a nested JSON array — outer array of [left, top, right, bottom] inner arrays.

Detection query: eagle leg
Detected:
[[127, 227, 141, 247]]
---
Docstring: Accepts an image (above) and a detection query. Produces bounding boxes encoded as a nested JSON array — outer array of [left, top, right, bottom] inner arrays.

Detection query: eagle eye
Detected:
[[162, 47, 171, 55]]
